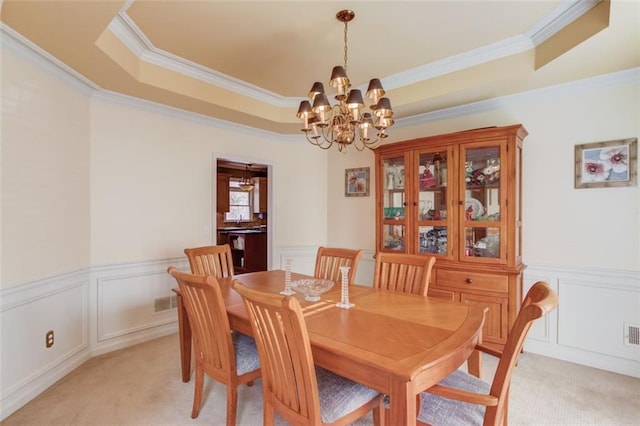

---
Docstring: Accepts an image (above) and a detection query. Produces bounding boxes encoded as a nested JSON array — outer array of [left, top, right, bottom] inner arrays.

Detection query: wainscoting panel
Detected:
[[89, 257, 189, 355], [0, 270, 90, 420], [523, 264, 640, 378]]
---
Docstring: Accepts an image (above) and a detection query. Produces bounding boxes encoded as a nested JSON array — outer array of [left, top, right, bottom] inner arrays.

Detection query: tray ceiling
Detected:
[[1, 0, 638, 135]]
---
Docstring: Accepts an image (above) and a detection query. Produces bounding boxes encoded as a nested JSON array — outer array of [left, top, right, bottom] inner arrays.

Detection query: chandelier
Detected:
[[239, 164, 255, 192], [296, 10, 394, 152]]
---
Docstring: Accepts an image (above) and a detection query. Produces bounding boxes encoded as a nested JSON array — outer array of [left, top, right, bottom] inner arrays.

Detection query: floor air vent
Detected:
[[624, 323, 640, 346]]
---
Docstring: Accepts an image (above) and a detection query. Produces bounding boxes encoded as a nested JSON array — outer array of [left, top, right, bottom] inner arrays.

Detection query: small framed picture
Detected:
[[345, 167, 370, 197], [575, 138, 637, 188]]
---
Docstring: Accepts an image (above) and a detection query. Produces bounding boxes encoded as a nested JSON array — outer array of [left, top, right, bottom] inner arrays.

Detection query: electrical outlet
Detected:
[[45, 330, 54, 348]]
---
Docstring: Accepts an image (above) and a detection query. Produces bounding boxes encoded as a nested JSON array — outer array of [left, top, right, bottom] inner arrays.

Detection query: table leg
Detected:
[[388, 380, 416, 426], [468, 348, 482, 378], [175, 292, 192, 382]]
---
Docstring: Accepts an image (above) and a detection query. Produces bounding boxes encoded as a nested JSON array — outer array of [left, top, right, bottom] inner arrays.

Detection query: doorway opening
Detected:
[[215, 158, 270, 274]]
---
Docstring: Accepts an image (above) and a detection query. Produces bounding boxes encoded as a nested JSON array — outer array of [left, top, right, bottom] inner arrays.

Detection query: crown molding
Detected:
[[382, 34, 534, 91], [396, 67, 640, 128], [110, 0, 598, 103], [526, 0, 602, 45], [1, 23, 98, 96], [111, 8, 296, 108], [91, 89, 300, 143], [4, 19, 636, 139]]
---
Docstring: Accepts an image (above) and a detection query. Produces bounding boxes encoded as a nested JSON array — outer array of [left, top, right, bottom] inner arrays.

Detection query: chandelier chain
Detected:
[[343, 21, 349, 72]]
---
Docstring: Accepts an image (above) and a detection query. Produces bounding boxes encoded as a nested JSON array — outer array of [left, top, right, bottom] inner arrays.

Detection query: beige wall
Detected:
[[326, 76, 640, 270], [1, 47, 90, 287], [89, 99, 328, 266], [2, 37, 639, 289], [325, 148, 377, 252]]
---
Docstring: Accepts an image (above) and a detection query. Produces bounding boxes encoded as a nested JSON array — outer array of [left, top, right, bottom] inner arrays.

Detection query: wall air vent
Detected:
[[154, 295, 178, 313], [624, 323, 640, 347]]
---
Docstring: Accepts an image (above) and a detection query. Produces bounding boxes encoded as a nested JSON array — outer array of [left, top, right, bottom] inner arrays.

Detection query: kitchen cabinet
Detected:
[[253, 177, 267, 213], [374, 124, 528, 353], [216, 173, 231, 213], [228, 231, 267, 274]]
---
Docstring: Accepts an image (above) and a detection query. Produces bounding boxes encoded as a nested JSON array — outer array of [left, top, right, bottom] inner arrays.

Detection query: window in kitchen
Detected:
[[225, 179, 253, 222]]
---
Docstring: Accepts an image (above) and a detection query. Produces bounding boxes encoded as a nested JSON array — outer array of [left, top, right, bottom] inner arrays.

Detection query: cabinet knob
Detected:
[[465, 278, 473, 284]]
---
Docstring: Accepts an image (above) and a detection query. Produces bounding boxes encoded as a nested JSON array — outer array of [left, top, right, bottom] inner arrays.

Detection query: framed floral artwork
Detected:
[[345, 167, 370, 197], [574, 138, 637, 188]]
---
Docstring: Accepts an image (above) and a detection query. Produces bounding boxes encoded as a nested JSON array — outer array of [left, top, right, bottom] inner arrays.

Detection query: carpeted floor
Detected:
[[3, 333, 639, 425]]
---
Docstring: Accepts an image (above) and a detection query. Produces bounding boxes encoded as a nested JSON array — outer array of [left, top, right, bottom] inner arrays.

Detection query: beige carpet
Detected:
[[3, 333, 639, 425]]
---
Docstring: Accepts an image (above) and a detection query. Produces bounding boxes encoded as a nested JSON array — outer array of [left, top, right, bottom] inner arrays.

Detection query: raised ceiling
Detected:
[[1, 1, 638, 135]]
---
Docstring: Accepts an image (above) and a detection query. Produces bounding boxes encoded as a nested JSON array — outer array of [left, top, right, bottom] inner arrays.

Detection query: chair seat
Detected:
[[232, 332, 260, 375], [316, 367, 380, 423], [417, 369, 490, 425]]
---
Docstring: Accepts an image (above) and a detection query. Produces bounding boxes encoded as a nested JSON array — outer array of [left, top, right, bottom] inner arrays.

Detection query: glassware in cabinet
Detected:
[[461, 145, 504, 261], [381, 154, 407, 252]]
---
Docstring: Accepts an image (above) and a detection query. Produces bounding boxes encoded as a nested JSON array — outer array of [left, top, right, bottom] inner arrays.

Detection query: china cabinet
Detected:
[[375, 124, 528, 353]]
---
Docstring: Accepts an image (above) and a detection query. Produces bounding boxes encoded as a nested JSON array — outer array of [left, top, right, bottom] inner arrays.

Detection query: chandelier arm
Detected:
[[304, 132, 334, 150]]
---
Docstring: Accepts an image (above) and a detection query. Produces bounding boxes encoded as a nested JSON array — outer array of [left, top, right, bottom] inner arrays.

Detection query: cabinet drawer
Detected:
[[437, 270, 508, 293]]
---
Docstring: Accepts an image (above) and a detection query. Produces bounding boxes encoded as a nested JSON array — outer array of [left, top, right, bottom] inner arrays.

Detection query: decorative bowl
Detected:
[[291, 279, 334, 302]]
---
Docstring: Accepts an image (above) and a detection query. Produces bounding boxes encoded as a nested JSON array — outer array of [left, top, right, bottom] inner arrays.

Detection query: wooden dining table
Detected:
[[173, 269, 485, 426]]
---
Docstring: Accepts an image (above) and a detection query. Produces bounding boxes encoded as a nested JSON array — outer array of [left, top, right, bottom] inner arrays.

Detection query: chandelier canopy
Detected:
[[296, 10, 394, 152]]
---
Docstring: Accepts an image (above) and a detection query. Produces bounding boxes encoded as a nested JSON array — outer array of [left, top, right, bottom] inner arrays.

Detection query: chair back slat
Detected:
[[373, 252, 436, 296], [185, 245, 234, 278], [233, 283, 323, 425], [314, 247, 363, 285]]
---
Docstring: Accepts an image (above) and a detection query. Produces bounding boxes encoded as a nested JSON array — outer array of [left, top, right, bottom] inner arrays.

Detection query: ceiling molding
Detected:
[[526, 0, 602, 45], [398, 67, 639, 127], [382, 34, 534, 91], [106, 1, 600, 107], [4, 18, 636, 141], [1, 23, 98, 95], [110, 10, 295, 107]]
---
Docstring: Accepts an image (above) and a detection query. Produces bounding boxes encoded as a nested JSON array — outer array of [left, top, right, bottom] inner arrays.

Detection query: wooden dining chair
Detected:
[[232, 281, 384, 426], [184, 244, 234, 278], [373, 252, 436, 296], [416, 281, 558, 426], [167, 267, 260, 425], [176, 244, 235, 382], [314, 246, 363, 285]]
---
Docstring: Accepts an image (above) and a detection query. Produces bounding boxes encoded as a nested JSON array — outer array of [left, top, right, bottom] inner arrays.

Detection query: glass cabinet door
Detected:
[[382, 154, 406, 251], [417, 150, 450, 257], [462, 144, 503, 260]]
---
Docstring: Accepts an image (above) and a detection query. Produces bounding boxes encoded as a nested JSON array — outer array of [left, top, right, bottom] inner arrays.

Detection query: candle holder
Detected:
[[335, 266, 354, 309], [280, 259, 296, 295]]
